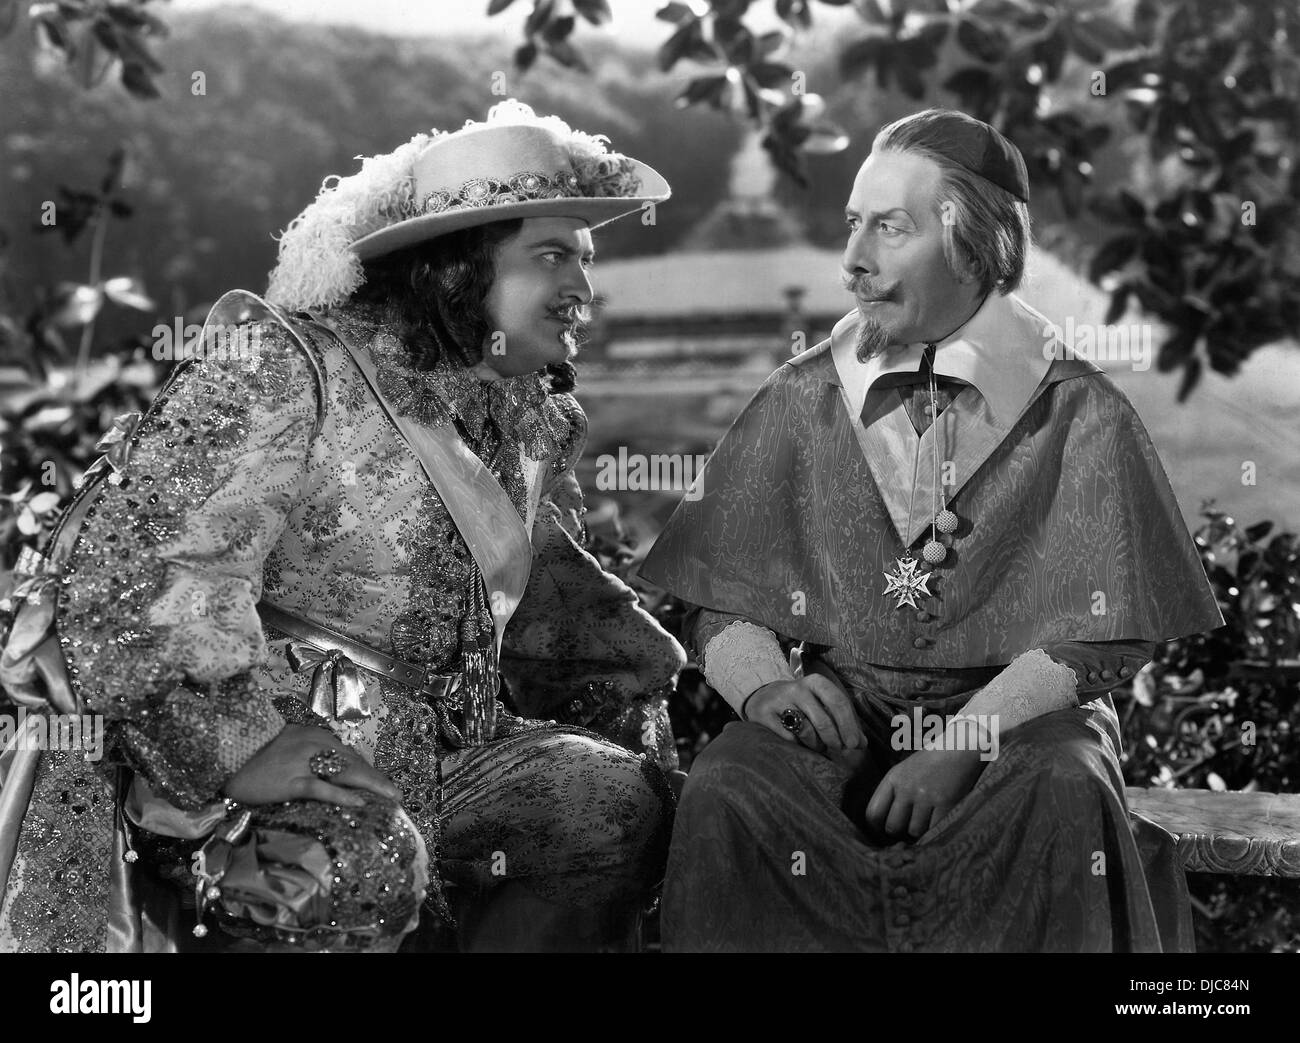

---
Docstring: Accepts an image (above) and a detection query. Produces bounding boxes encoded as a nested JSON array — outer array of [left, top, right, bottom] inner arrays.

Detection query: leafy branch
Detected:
[[2, 0, 171, 98], [490, 0, 1300, 399]]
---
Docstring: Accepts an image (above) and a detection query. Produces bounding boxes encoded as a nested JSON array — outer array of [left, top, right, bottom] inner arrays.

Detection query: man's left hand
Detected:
[[865, 747, 986, 840]]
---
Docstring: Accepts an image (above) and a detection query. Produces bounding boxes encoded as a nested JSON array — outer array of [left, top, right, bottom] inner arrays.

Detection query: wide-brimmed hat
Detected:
[[266, 100, 670, 312]]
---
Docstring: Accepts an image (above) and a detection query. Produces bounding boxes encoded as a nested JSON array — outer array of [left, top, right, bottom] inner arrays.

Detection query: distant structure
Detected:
[[679, 129, 806, 252], [585, 130, 849, 378]]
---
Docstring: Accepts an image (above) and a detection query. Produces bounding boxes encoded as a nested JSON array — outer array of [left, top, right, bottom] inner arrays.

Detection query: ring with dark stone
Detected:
[[779, 708, 806, 734]]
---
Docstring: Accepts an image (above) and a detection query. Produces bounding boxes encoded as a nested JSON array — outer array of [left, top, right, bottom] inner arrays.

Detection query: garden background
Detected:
[[1, 0, 1297, 951]]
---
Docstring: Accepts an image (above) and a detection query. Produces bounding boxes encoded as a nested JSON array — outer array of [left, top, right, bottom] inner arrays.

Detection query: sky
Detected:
[[169, 0, 859, 46], [172, 0, 701, 43]]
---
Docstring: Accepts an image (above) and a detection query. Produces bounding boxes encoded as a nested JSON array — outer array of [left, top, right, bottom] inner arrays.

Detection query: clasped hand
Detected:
[[864, 744, 985, 840], [222, 723, 402, 807], [748, 679, 985, 840]]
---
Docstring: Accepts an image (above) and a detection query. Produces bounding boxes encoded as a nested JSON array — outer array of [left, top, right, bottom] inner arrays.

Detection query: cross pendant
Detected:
[[882, 554, 932, 610]]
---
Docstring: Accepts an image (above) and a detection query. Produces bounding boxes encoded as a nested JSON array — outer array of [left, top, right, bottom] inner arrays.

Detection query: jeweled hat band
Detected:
[[395, 156, 641, 221]]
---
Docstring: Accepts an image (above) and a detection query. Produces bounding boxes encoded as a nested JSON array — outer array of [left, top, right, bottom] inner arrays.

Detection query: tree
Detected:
[[0, 1, 167, 552], [3, 0, 170, 98], [494, 0, 1300, 399]]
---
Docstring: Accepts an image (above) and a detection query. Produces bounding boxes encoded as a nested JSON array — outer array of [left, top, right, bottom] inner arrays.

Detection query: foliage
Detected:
[[2, 9, 744, 325], [0, 0, 170, 98], [0, 145, 162, 583], [16, 148, 156, 380], [1119, 505, 1300, 793], [0, 6, 167, 584], [2, 0, 1296, 954], [493, 0, 1300, 398], [0, 352, 159, 578], [1113, 504, 1300, 954]]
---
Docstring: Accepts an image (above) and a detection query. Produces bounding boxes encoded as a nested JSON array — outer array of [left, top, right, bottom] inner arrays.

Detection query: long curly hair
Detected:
[[350, 219, 577, 393]]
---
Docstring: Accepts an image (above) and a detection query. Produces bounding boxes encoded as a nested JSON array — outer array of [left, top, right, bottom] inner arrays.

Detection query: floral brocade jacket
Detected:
[[8, 300, 685, 950]]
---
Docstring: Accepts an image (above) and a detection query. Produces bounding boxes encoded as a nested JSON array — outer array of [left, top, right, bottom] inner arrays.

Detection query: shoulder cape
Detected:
[[640, 341, 1223, 668]]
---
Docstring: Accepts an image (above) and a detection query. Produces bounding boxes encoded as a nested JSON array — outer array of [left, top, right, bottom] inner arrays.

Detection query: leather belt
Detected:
[[257, 601, 459, 702]]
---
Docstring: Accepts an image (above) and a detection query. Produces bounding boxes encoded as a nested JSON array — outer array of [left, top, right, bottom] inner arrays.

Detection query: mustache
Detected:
[[548, 303, 592, 327], [842, 274, 897, 300], [548, 303, 591, 357]]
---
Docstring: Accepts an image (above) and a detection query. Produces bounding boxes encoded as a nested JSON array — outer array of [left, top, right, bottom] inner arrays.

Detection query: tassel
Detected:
[[458, 575, 498, 746], [188, 809, 250, 940]]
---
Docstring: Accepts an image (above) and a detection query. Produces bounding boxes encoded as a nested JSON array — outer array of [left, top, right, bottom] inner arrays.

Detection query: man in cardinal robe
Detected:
[[640, 108, 1224, 952]]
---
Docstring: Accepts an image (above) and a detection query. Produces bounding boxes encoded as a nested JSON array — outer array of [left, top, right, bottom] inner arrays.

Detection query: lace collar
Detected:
[[323, 301, 570, 461]]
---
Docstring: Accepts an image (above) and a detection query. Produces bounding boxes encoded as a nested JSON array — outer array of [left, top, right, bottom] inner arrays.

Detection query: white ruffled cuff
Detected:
[[701, 621, 795, 716], [954, 647, 1079, 735]]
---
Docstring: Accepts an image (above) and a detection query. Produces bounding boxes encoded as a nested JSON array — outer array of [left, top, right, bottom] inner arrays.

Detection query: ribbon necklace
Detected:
[[882, 294, 987, 611]]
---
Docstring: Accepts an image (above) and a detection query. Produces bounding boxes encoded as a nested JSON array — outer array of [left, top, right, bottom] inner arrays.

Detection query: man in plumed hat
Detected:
[[641, 108, 1223, 951], [1, 101, 683, 953]]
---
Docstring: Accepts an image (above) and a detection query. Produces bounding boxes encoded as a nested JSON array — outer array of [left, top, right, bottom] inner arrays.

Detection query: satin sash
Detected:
[[311, 315, 538, 655], [0, 716, 41, 905]]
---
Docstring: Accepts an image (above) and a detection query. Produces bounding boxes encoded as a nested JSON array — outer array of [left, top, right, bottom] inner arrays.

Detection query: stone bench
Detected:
[[1126, 787, 1300, 877]]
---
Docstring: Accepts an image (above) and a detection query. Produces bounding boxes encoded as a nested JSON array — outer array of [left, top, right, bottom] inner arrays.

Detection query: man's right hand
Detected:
[[744, 677, 867, 753], [222, 724, 402, 808]]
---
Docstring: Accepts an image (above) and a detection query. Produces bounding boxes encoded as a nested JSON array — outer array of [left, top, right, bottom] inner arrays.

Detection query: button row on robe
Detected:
[[1084, 665, 1132, 684], [884, 853, 917, 950]]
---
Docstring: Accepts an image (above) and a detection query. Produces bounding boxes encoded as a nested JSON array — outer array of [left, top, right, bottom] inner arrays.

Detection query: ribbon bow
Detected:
[[284, 642, 372, 723], [83, 411, 143, 483], [9, 545, 55, 605]]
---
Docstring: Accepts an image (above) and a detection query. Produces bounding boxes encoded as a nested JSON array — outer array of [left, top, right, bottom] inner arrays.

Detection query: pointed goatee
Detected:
[[855, 315, 890, 362]]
